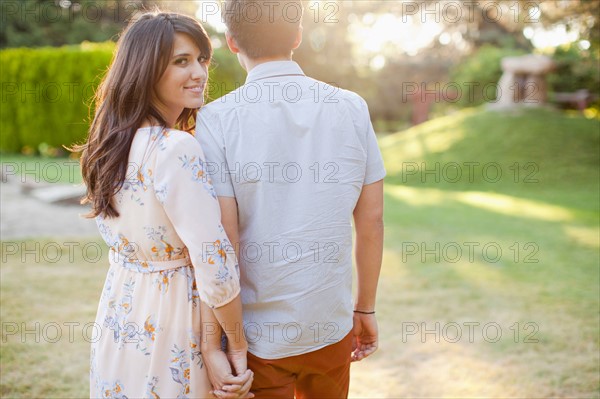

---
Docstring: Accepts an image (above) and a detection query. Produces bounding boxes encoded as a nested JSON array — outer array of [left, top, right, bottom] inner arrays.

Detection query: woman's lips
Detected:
[[184, 85, 204, 94]]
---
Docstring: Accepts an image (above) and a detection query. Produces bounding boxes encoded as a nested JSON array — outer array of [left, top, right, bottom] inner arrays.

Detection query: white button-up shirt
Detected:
[[196, 61, 385, 359]]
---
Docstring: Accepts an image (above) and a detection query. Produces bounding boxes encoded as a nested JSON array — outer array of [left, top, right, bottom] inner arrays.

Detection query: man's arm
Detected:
[[213, 196, 244, 366], [219, 197, 240, 258], [351, 179, 384, 361]]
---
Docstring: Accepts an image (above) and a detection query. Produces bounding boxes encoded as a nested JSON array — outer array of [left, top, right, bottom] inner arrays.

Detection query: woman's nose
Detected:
[[191, 60, 207, 81]]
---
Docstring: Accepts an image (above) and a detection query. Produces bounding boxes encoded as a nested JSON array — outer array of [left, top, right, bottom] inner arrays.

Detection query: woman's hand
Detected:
[[203, 348, 254, 399]]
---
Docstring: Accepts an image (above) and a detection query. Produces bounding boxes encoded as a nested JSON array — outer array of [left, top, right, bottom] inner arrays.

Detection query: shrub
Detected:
[[547, 44, 600, 108], [1, 42, 113, 154]]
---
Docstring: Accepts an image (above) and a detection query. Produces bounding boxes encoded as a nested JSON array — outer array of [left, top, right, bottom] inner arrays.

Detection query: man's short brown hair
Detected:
[[222, 0, 303, 59]]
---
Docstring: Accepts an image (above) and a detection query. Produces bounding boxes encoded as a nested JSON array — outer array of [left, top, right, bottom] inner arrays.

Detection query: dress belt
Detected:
[[108, 248, 192, 273]]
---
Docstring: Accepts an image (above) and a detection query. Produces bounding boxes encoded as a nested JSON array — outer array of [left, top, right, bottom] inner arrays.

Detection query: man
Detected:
[[197, 1, 385, 396]]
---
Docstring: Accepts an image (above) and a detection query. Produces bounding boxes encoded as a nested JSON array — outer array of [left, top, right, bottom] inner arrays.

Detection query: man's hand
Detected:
[[351, 312, 378, 362], [227, 346, 249, 378], [203, 348, 254, 399]]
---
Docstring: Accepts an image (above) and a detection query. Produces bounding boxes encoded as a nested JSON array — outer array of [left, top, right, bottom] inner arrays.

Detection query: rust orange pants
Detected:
[[247, 331, 353, 398]]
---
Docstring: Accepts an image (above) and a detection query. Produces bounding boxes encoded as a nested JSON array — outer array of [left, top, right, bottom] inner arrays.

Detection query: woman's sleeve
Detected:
[[154, 132, 240, 308]]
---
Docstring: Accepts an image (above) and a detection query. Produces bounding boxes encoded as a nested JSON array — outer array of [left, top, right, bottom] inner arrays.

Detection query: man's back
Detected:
[[197, 60, 385, 359]]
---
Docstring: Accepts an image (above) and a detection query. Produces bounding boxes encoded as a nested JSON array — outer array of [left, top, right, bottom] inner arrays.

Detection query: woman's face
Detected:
[[154, 33, 209, 126]]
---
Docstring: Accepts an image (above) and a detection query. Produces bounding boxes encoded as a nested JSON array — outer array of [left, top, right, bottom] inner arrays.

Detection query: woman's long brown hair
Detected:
[[73, 11, 212, 218]]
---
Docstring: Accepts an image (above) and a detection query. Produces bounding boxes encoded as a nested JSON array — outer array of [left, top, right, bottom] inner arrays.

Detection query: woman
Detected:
[[75, 11, 251, 399]]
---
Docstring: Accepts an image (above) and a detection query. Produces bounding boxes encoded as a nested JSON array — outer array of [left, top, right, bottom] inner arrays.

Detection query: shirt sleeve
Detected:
[[154, 132, 240, 308], [196, 107, 236, 197], [359, 98, 387, 185]]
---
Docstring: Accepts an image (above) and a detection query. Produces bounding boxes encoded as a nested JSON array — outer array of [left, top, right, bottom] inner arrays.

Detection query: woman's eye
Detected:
[[198, 55, 209, 64], [175, 58, 188, 65]]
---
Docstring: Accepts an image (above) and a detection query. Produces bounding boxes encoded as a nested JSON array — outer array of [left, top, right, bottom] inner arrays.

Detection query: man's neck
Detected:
[[241, 55, 292, 73]]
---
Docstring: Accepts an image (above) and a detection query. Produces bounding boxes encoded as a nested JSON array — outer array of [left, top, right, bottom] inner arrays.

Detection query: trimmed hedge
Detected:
[[0, 42, 245, 154], [1, 42, 112, 153]]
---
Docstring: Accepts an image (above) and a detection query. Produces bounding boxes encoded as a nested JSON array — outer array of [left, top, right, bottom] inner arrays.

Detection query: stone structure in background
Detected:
[[495, 54, 555, 108]]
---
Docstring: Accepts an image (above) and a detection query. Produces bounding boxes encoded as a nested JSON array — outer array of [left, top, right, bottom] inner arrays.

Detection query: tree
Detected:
[[0, 0, 199, 48]]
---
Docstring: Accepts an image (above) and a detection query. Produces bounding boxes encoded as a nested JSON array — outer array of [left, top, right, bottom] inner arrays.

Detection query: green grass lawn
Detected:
[[1, 107, 599, 397], [1, 238, 107, 398]]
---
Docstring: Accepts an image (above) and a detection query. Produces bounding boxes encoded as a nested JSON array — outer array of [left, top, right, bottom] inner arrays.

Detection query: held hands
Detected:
[[203, 344, 254, 399], [351, 312, 379, 362], [199, 297, 251, 398]]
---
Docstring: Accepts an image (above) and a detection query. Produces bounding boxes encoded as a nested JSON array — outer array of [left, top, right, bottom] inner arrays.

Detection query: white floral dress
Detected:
[[90, 127, 240, 399]]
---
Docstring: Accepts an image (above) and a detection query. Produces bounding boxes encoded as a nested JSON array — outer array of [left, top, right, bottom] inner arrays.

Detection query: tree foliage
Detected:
[[0, 0, 200, 48], [2, 0, 598, 126]]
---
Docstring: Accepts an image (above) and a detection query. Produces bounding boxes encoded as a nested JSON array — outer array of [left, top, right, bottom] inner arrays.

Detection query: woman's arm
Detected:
[[202, 197, 250, 398], [201, 300, 253, 399], [152, 133, 252, 396]]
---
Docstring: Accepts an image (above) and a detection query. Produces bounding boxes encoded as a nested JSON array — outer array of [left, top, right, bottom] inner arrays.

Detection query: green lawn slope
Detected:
[[381, 106, 599, 208]]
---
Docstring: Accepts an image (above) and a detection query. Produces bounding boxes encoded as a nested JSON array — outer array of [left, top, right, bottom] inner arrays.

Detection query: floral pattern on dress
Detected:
[[146, 376, 160, 399], [145, 225, 185, 260], [155, 183, 168, 205], [98, 380, 128, 399], [179, 154, 217, 199], [114, 235, 140, 260], [184, 266, 201, 306], [154, 266, 201, 304], [141, 315, 159, 346], [155, 269, 176, 294], [169, 344, 192, 398], [152, 128, 170, 151], [208, 238, 239, 285], [189, 332, 203, 368], [103, 278, 159, 355], [120, 165, 152, 206], [98, 217, 141, 261], [122, 163, 154, 206]]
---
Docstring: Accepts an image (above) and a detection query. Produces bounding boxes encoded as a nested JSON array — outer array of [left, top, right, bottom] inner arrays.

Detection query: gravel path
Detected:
[[1, 181, 99, 240]]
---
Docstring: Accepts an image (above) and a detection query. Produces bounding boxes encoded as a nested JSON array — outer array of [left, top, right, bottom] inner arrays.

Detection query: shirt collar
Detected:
[[245, 60, 305, 84]]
